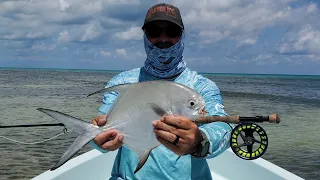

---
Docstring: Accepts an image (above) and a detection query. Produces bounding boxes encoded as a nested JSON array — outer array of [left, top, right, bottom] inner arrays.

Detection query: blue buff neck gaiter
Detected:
[[143, 32, 186, 79]]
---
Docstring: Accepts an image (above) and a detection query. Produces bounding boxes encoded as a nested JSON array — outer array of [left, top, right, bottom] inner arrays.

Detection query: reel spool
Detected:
[[230, 123, 268, 160]]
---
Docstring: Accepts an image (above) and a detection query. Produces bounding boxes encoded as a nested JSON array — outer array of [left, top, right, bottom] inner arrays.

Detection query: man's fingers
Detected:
[[153, 120, 186, 137], [97, 118, 107, 126], [154, 129, 176, 143], [161, 116, 191, 130], [92, 118, 98, 125], [156, 136, 182, 155], [101, 135, 124, 151], [154, 129, 186, 147], [93, 130, 117, 145], [92, 114, 107, 126]]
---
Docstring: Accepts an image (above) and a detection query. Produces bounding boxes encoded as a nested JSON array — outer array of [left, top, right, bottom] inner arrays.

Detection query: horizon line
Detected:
[[0, 66, 319, 76]]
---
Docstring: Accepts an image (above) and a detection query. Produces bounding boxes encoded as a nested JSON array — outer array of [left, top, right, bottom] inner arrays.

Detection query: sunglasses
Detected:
[[145, 25, 182, 38]]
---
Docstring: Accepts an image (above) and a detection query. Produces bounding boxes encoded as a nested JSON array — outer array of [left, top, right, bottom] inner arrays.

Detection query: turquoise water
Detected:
[[0, 68, 319, 179]]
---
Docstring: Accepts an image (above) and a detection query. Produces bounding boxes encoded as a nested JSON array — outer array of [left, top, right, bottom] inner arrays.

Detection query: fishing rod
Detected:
[[0, 123, 64, 128], [195, 113, 280, 161], [194, 113, 280, 124]]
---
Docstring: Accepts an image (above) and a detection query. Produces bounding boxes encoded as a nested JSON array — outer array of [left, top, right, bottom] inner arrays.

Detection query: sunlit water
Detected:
[[0, 68, 319, 180]]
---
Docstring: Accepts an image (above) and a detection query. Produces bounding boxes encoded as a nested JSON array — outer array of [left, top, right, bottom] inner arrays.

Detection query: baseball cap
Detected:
[[142, 3, 184, 30]]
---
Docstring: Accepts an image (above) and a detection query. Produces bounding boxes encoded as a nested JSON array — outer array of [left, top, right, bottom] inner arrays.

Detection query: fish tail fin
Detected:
[[37, 108, 99, 134], [37, 108, 102, 170]]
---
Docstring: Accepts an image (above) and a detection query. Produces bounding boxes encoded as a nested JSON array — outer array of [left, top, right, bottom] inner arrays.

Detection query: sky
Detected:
[[0, 0, 320, 75]]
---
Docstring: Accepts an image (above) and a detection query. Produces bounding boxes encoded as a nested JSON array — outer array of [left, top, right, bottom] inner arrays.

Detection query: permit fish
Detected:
[[37, 80, 207, 173]]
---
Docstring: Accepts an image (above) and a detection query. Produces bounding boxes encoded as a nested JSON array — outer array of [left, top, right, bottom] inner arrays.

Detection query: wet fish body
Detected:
[[38, 80, 206, 173]]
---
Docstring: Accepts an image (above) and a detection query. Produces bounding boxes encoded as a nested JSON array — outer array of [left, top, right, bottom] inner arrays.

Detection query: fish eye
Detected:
[[188, 100, 196, 108]]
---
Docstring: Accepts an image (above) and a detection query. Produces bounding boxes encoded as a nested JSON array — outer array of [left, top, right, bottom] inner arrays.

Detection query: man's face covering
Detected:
[[143, 32, 186, 78], [154, 41, 174, 49]]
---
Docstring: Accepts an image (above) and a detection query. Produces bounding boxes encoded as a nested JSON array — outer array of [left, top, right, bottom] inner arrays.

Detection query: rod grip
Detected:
[[195, 115, 240, 124], [269, 114, 281, 124], [194, 114, 280, 124]]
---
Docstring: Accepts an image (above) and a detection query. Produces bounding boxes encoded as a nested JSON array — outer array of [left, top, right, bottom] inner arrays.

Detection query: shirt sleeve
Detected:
[[196, 78, 233, 159]]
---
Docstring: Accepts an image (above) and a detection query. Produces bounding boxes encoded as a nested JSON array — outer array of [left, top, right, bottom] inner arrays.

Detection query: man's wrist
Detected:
[[191, 129, 210, 158], [190, 129, 203, 154]]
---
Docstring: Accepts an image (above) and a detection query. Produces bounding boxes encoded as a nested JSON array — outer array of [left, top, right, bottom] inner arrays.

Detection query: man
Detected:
[[90, 3, 233, 180]]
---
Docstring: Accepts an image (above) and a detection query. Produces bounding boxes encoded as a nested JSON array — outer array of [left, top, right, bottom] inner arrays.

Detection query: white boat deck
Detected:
[[33, 148, 304, 180]]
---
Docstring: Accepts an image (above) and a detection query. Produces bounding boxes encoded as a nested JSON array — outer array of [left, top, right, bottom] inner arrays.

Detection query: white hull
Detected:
[[32, 148, 304, 180]]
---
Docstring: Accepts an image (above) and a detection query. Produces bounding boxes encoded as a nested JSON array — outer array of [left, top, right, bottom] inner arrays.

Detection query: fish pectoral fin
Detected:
[[147, 103, 168, 117], [134, 149, 153, 174], [50, 134, 95, 171], [87, 83, 130, 97]]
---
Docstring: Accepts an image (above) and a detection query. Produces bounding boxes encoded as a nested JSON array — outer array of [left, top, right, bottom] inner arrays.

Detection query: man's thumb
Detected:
[[97, 115, 107, 126]]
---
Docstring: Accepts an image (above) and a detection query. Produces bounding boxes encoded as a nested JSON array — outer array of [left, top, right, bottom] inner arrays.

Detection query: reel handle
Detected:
[[195, 114, 280, 124]]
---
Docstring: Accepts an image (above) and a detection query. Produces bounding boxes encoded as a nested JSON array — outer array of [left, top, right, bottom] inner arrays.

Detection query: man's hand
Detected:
[[152, 115, 202, 156], [92, 114, 123, 151]]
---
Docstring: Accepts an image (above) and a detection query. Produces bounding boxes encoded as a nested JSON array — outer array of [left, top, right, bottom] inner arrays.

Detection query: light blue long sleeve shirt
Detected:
[[90, 67, 233, 180]]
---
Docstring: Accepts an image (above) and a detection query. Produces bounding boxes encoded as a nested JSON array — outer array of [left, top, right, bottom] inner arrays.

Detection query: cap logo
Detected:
[[147, 5, 176, 19]]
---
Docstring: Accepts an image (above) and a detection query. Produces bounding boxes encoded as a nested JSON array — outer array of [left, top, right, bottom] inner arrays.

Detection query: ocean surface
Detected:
[[0, 68, 319, 180]]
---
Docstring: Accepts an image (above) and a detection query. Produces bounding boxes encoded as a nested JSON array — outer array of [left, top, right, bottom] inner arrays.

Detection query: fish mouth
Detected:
[[199, 106, 208, 115]]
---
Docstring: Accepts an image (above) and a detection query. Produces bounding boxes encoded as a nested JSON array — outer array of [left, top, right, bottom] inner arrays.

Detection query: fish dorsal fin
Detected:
[[87, 83, 130, 119], [86, 83, 130, 97], [147, 103, 168, 117]]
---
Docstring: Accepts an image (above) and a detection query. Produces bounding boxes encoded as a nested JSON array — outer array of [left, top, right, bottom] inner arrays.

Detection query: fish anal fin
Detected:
[[133, 147, 157, 174], [147, 103, 168, 117]]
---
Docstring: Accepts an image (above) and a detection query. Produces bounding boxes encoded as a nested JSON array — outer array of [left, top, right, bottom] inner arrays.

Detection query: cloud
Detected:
[[31, 43, 56, 51], [103, 0, 140, 5], [174, 0, 319, 47], [2, 32, 47, 41], [198, 30, 230, 44], [99, 50, 112, 57], [280, 24, 320, 54], [115, 26, 143, 40], [0, 0, 319, 74], [307, 3, 317, 13], [252, 54, 279, 66], [116, 48, 127, 56], [59, 0, 70, 11], [57, 30, 70, 44], [80, 21, 104, 42], [175, 0, 291, 44], [188, 56, 214, 65]]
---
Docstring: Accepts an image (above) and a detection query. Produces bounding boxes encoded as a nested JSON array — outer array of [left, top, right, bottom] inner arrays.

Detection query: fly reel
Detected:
[[230, 123, 268, 160]]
